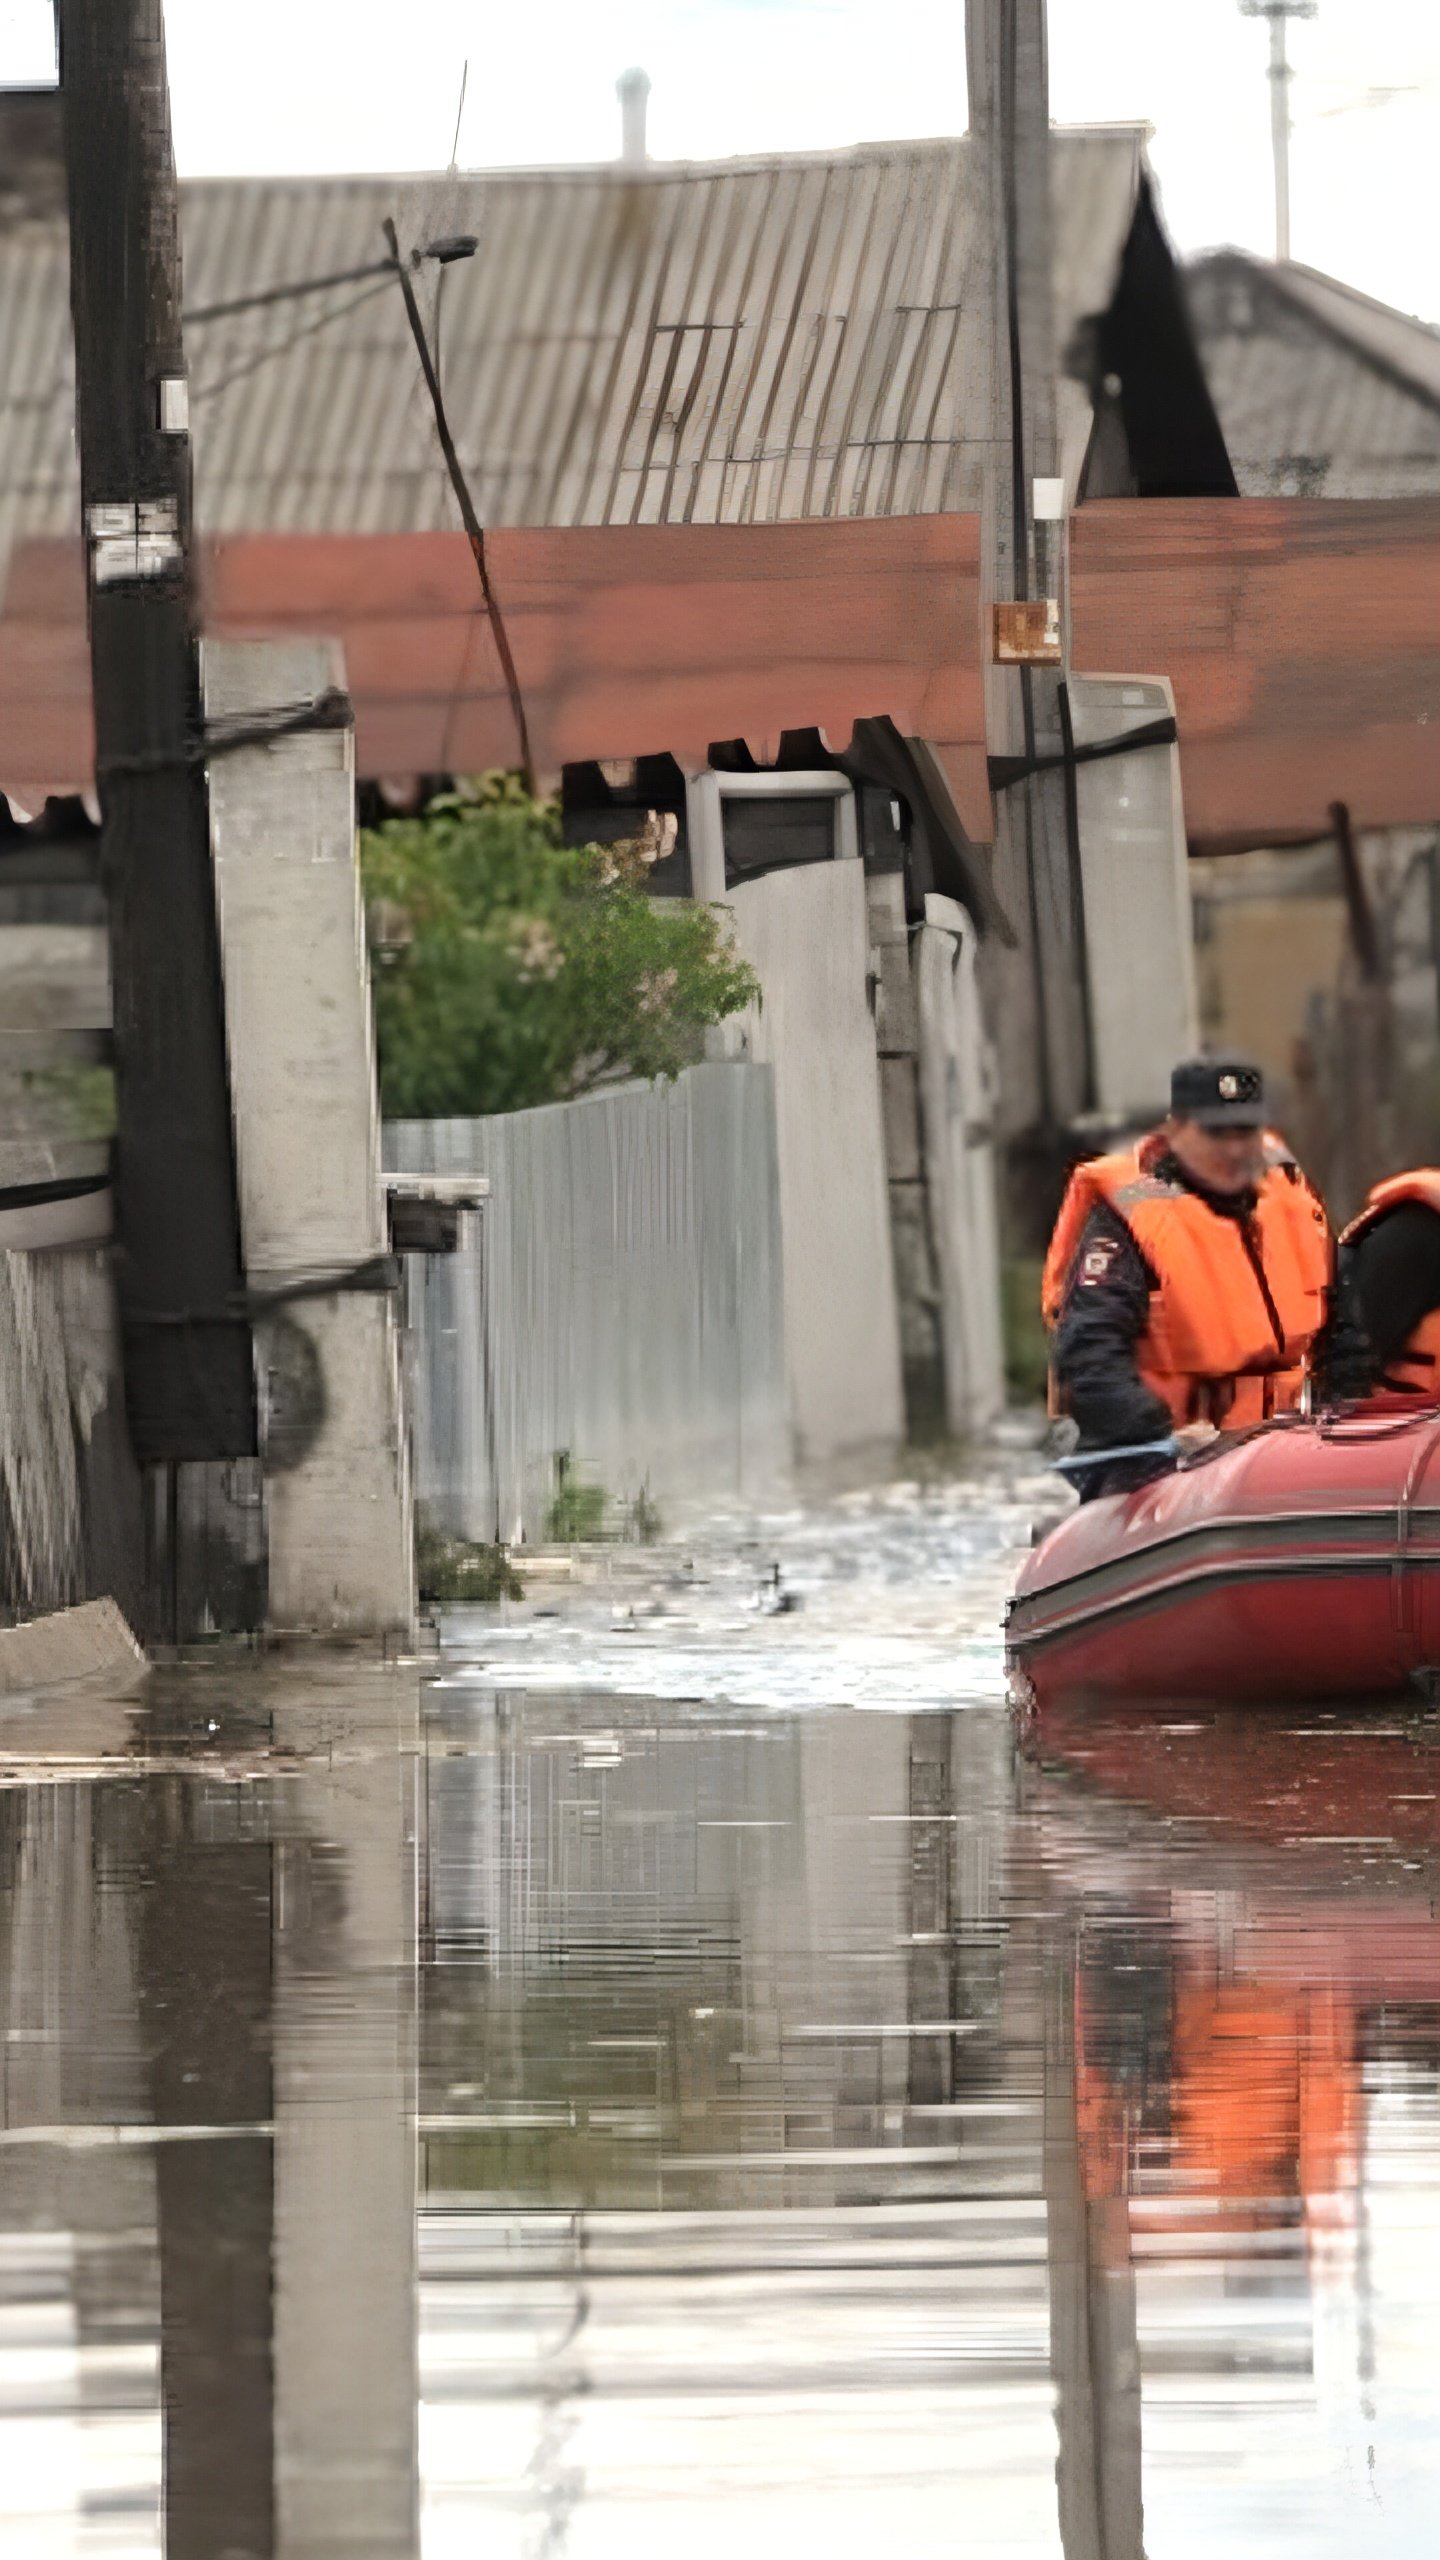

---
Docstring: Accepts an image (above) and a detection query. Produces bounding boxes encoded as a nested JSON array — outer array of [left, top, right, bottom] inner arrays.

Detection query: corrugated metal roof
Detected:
[[0, 130, 1144, 559], [1274, 263, 1440, 407], [1187, 252, 1440, 501]]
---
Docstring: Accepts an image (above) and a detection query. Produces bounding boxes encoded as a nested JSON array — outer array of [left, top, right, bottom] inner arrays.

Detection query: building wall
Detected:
[[1191, 829, 1440, 1221]]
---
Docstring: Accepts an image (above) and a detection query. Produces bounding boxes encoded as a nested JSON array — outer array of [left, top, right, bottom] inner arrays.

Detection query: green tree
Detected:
[[361, 778, 759, 1120]]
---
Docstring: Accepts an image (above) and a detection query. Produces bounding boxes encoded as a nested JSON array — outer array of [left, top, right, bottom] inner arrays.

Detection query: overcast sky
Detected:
[[6, 0, 1440, 318]]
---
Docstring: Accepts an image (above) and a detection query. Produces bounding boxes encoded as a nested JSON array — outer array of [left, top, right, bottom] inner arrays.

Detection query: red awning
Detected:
[[12, 497, 1439, 850], [0, 513, 992, 841], [1071, 494, 1440, 845]]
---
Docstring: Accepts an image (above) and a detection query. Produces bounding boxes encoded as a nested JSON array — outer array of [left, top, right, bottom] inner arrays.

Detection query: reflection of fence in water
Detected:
[[388, 1061, 788, 1545]]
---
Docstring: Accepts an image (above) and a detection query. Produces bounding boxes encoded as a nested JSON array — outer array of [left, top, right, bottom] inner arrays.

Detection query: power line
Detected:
[[1307, 80, 1440, 121], [189, 273, 396, 405], [185, 237, 477, 327], [449, 58, 469, 172], [0, 271, 397, 429], [185, 258, 396, 325]]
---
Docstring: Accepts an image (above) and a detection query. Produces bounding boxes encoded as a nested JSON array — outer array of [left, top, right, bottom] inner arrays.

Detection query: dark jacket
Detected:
[[1052, 1151, 1267, 1498], [1327, 1202, 1440, 1398]]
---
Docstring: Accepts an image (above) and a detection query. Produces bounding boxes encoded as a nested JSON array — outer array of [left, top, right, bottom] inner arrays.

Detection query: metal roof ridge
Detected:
[[175, 138, 969, 192], [1193, 246, 1440, 414], [1276, 258, 1440, 338], [171, 122, 1149, 196]]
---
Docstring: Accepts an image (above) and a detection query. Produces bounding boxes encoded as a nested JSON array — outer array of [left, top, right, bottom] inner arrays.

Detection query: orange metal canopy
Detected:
[[1070, 494, 1440, 846], [8, 497, 1440, 849], [0, 514, 992, 837]]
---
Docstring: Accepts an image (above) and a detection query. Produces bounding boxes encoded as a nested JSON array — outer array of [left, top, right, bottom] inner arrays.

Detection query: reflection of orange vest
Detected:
[[1076, 1971, 1357, 2232], [1341, 1169, 1440, 1398], [1043, 1132, 1331, 1430], [1169, 1983, 1355, 2210]]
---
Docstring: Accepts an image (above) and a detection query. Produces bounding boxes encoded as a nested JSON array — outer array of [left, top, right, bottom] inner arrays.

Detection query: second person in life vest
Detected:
[[1332, 1169, 1440, 1400], [1043, 1054, 1333, 1497]]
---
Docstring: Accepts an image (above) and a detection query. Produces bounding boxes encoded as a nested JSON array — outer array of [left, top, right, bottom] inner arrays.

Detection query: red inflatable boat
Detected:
[[1007, 1403, 1440, 1706]]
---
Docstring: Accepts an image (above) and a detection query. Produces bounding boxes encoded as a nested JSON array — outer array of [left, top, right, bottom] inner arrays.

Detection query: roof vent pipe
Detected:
[[616, 67, 650, 168]]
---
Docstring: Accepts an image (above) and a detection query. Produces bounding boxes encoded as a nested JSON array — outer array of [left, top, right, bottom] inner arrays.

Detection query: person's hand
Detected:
[[1173, 1420, 1219, 1455]]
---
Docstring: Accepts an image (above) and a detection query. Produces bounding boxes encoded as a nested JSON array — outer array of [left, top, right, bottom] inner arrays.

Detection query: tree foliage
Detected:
[[361, 778, 759, 1120]]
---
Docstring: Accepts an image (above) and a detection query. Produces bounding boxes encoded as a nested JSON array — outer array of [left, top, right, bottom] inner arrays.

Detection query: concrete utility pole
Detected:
[[1241, 0, 1317, 263], [54, 0, 255, 1469], [967, 0, 1090, 1214]]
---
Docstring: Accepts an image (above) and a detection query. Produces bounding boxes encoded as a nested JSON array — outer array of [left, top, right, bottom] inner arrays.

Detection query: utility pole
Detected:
[[54, 0, 256, 1475], [1241, 0, 1317, 263], [968, 0, 1090, 1223]]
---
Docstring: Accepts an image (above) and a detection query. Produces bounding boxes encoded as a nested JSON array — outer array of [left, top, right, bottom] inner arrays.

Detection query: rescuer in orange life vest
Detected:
[[1043, 1055, 1332, 1498], [1332, 1170, 1440, 1400]]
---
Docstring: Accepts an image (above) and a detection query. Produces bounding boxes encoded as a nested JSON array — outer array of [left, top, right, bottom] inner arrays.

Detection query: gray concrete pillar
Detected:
[[204, 638, 413, 1640]]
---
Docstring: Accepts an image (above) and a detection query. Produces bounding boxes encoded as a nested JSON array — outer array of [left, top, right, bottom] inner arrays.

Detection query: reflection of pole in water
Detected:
[[906, 1715, 956, 2109], [271, 1676, 421, 2556], [137, 1779, 277, 2560], [131, 1672, 421, 2557], [1044, 1928, 1145, 2560], [906, 1707, 1014, 2114]]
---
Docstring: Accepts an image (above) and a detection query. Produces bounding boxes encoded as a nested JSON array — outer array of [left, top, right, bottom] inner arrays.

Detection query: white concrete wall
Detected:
[[724, 860, 904, 1468], [205, 638, 413, 1639], [1069, 674, 1199, 1125]]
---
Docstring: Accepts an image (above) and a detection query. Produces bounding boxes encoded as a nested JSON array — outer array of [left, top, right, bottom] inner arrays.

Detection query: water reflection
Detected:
[[1027, 1700, 1440, 2559], [0, 1664, 419, 2558], [1, 1666, 1440, 2551]]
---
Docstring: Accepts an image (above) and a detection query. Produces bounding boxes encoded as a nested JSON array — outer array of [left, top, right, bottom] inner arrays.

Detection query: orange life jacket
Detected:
[[1043, 1130, 1331, 1430], [1340, 1168, 1440, 1398]]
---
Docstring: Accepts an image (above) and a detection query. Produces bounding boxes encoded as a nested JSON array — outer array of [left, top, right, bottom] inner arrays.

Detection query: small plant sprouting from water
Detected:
[[416, 1518, 524, 1604], [627, 1481, 663, 1545], [545, 1451, 609, 1544]]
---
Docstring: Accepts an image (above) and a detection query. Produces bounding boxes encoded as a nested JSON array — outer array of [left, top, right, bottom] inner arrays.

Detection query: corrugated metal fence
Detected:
[[0, 1247, 144, 1626], [386, 1063, 789, 1544]]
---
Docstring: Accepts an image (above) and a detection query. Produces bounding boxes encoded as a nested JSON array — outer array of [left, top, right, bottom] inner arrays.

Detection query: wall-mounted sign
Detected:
[[992, 599, 1062, 665], [86, 497, 181, 586]]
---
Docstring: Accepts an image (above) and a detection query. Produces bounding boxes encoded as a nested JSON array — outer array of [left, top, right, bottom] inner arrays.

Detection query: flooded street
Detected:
[[3, 1477, 1440, 2555]]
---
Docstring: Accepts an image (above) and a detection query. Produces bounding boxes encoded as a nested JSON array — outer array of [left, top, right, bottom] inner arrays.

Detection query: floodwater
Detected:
[[3, 1473, 1440, 2556]]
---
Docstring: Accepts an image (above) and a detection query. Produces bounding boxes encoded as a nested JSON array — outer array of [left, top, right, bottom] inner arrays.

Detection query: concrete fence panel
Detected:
[[916, 896, 1006, 1437], [723, 860, 905, 1467]]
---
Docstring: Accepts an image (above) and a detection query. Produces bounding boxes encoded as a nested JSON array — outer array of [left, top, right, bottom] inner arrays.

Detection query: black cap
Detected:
[[1169, 1054, 1267, 1129]]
